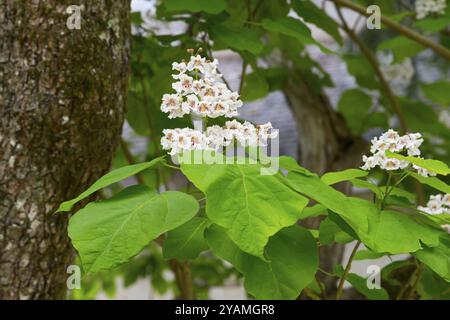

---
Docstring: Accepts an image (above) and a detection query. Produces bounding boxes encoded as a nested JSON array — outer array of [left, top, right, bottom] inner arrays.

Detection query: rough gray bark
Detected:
[[0, 0, 130, 299], [284, 71, 368, 296]]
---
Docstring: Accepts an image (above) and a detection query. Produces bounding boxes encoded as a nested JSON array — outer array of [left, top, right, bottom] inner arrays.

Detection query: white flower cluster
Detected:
[[415, 0, 447, 19], [361, 129, 436, 177], [161, 55, 243, 119], [161, 120, 278, 156], [160, 53, 278, 156], [380, 58, 414, 95], [418, 194, 450, 214]]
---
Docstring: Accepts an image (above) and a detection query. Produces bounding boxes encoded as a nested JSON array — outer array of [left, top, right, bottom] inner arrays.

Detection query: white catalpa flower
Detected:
[[418, 193, 450, 215], [172, 74, 194, 94], [361, 129, 435, 176], [161, 53, 243, 119], [161, 94, 185, 119], [415, 0, 447, 19], [172, 61, 187, 74], [161, 121, 278, 156], [161, 128, 209, 156]]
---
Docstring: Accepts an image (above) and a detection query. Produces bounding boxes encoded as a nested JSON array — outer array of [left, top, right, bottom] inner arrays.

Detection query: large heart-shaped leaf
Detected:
[[68, 185, 199, 273], [58, 157, 165, 212], [182, 162, 308, 258], [205, 224, 318, 299]]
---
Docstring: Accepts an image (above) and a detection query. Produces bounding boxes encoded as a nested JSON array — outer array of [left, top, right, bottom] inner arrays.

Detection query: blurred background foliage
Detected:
[[71, 0, 450, 299]]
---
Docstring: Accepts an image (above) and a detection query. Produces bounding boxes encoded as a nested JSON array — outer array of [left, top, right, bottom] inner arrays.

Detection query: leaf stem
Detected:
[[164, 163, 181, 171], [315, 275, 327, 299], [335, 240, 361, 300]]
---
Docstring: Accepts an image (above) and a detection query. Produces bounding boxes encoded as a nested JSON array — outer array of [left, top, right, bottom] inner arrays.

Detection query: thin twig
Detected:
[[238, 61, 248, 95], [334, 5, 409, 134], [329, 0, 450, 60], [316, 275, 327, 299], [336, 240, 361, 300]]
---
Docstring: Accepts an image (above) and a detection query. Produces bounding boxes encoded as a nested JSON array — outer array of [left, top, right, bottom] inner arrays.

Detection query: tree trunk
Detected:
[[284, 71, 368, 296], [0, 0, 130, 299]]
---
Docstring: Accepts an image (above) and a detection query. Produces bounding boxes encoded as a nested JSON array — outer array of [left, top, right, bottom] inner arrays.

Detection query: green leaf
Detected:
[[68, 185, 199, 273], [126, 91, 150, 135], [287, 170, 373, 243], [409, 173, 450, 194], [399, 97, 450, 138], [279, 156, 303, 172], [205, 224, 318, 299], [319, 217, 354, 245], [163, 217, 211, 260], [351, 179, 414, 202], [164, 0, 227, 14], [321, 168, 368, 185], [337, 89, 373, 134], [261, 17, 330, 53], [414, 7, 450, 33], [418, 267, 450, 299], [240, 71, 269, 102], [386, 151, 450, 176], [389, 11, 415, 23], [130, 12, 144, 26], [287, 170, 442, 254], [211, 24, 263, 55], [350, 179, 383, 197], [343, 54, 378, 89], [57, 157, 165, 212], [291, 0, 342, 44], [414, 235, 450, 282], [378, 36, 425, 62], [354, 249, 385, 261], [181, 161, 309, 258], [368, 210, 442, 254], [334, 265, 389, 300], [300, 204, 327, 219], [421, 80, 450, 106]]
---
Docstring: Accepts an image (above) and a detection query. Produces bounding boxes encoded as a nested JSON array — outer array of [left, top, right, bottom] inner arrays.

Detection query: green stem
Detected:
[[406, 262, 424, 300], [336, 240, 361, 300], [164, 163, 181, 171], [315, 276, 327, 299]]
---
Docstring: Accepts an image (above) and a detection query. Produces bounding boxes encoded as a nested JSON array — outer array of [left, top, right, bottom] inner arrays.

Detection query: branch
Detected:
[[330, 0, 450, 61], [334, 5, 409, 133]]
